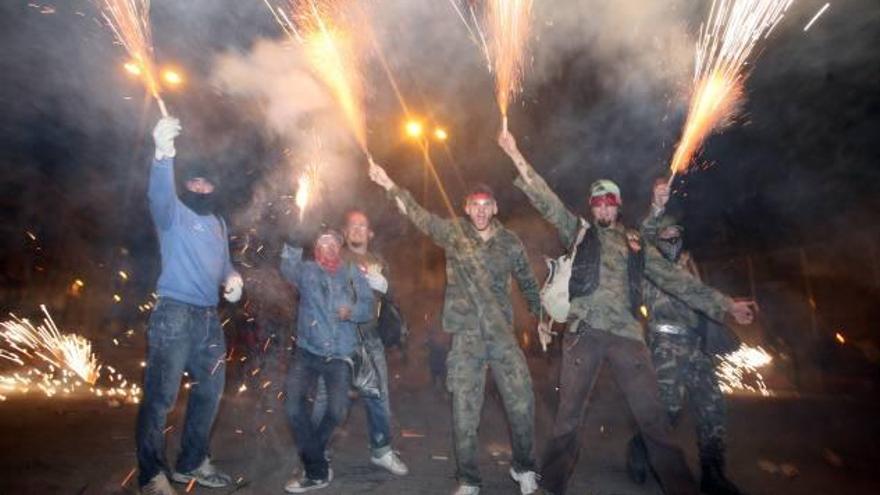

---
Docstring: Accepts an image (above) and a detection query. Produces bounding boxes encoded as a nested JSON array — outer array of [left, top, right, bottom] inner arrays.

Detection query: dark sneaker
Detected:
[[171, 458, 232, 488], [284, 473, 331, 493]]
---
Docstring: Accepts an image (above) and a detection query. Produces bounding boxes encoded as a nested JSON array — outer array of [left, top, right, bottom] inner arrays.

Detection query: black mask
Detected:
[[180, 189, 217, 216], [657, 236, 683, 262]]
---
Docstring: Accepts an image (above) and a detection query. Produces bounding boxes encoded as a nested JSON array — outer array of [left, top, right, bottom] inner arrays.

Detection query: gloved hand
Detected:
[[223, 272, 243, 303], [152, 116, 181, 160], [537, 320, 557, 352], [364, 271, 389, 294]]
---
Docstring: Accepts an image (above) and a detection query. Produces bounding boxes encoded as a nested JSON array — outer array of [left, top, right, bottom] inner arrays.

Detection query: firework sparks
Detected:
[[96, 0, 168, 116], [669, 0, 794, 180], [264, 0, 370, 154], [483, 0, 534, 130], [0, 307, 141, 403], [716, 344, 773, 396], [803, 2, 829, 32], [295, 173, 312, 222]]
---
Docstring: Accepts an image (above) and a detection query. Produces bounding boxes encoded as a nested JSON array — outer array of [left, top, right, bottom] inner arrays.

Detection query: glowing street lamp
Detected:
[[404, 120, 424, 139], [433, 127, 448, 142]]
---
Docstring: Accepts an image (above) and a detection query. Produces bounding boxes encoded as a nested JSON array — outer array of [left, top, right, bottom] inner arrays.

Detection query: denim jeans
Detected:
[[313, 333, 392, 457], [136, 298, 226, 487], [286, 349, 352, 480]]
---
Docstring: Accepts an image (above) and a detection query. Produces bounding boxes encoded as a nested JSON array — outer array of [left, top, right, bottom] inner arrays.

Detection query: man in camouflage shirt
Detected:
[[368, 160, 543, 495], [625, 179, 746, 495], [498, 130, 754, 495]]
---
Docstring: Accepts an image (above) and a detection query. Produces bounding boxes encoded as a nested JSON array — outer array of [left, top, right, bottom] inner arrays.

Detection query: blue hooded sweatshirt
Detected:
[[148, 157, 234, 307]]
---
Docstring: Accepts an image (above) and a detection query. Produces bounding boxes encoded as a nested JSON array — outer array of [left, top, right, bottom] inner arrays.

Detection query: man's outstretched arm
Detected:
[[498, 130, 583, 247], [368, 159, 457, 248]]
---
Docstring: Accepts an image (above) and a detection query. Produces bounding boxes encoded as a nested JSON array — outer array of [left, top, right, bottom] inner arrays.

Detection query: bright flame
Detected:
[[97, 0, 167, 115], [405, 120, 424, 138], [834, 332, 845, 344], [295, 173, 312, 222], [669, 0, 793, 177], [265, 0, 369, 153], [161, 68, 183, 86], [716, 344, 773, 396], [484, 0, 534, 122], [123, 61, 142, 76], [118, 270, 128, 281], [434, 127, 449, 141]]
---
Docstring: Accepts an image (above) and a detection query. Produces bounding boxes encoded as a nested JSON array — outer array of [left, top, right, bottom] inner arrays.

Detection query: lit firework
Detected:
[[669, 0, 794, 180], [483, 0, 534, 130], [0, 307, 141, 403], [264, 0, 369, 154], [96, 0, 168, 116], [716, 343, 773, 396]]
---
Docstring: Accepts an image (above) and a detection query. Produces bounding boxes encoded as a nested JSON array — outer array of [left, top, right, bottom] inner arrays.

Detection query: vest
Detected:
[[568, 225, 645, 317]]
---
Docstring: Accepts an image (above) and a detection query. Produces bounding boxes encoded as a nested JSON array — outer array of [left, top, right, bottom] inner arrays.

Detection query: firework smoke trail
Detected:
[[484, 0, 534, 131], [716, 343, 773, 396], [96, 0, 168, 116], [668, 0, 794, 181], [264, 0, 370, 156]]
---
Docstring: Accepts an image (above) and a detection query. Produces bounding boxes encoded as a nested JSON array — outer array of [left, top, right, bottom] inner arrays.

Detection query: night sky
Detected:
[[1, 0, 878, 305]]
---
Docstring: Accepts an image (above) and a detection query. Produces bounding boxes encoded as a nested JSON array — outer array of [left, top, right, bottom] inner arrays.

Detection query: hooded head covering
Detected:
[[179, 162, 219, 216]]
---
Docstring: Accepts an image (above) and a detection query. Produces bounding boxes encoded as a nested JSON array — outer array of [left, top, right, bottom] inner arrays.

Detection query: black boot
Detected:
[[700, 442, 746, 495], [626, 434, 648, 484]]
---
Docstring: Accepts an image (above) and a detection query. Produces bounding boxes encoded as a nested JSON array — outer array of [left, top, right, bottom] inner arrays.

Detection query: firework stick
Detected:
[[502, 114, 508, 133], [155, 96, 169, 117]]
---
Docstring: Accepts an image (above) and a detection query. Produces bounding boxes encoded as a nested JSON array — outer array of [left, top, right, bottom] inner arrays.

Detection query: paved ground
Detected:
[[0, 345, 877, 495]]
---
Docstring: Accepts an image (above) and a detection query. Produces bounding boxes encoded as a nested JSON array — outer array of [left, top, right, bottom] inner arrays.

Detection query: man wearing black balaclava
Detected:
[[136, 116, 243, 495], [626, 179, 748, 495]]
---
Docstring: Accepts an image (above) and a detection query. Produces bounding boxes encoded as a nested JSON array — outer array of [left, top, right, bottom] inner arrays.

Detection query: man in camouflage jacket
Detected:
[[368, 160, 544, 495], [625, 179, 746, 495], [498, 130, 755, 495]]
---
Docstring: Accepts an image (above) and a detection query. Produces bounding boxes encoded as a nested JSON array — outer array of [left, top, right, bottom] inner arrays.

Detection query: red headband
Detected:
[[589, 193, 620, 207], [466, 192, 495, 203]]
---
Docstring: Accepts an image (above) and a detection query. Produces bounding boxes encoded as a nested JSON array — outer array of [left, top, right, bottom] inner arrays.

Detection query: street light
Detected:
[[404, 120, 424, 139], [433, 127, 448, 142]]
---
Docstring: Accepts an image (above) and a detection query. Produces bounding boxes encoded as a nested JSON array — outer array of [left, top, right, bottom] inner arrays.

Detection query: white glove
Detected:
[[364, 271, 389, 294], [223, 272, 243, 303], [538, 320, 556, 352], [152, 116, 181, 160]]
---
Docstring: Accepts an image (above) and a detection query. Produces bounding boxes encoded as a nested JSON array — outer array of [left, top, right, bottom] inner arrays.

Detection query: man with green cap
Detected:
[[498, 130, 755, 495], [624, 179, 747, 495]]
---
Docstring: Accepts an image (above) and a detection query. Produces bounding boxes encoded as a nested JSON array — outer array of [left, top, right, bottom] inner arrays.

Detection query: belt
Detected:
[[650, 323, 689, 335]]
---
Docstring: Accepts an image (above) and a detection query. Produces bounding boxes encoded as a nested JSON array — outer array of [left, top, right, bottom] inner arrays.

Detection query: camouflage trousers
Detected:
[[446, 331, 536, 486], [649, 331, 727, 457]]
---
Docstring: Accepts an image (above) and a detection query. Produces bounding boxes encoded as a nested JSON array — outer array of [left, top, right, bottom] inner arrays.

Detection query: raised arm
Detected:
[[147, 117, 183, 230], [280, 243, 305, 288], [368, 159, 458, 248], [640, 179, 670, 242], [498, 130, 583, 246]]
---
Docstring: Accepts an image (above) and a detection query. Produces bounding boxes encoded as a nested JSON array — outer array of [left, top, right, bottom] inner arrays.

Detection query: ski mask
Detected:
[[179, 163, 219, 216], [656, 222, 684, 262]]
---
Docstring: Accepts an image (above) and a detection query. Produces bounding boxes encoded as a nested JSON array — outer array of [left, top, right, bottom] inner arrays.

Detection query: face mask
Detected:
[[657, 236, 683, 261], [180, 189, 217, 216]]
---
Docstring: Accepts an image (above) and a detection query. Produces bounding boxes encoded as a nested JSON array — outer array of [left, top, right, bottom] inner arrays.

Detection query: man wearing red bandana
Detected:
[[368, 160, 544, 495], [499, 130, 755, 495]]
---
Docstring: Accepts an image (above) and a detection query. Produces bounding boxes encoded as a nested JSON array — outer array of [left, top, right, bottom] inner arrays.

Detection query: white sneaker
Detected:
[[452, 484, 480, 495], [171, 457, 232, 488], [141, 473, 178, 495], [510, 468, 539, 495], [370, 450, 409, 476]]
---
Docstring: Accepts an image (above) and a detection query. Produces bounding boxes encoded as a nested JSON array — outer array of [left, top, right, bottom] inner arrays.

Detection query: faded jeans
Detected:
[[313, 332, 392, 457], [136, 298, 226, 487]]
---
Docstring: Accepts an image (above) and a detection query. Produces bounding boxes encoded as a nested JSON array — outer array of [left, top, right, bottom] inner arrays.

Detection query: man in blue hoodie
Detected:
[[280, 228, 375, 493], [137, 117, 243, 495]]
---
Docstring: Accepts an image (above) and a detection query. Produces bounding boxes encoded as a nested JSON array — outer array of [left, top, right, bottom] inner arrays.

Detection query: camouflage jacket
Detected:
[[387, 186, 542, 337], [640, 211, 702, 331], [513, 166, 733, 341]]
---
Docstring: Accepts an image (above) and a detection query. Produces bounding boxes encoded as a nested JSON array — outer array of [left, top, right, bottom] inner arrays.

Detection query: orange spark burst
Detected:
[[264, 0, 369, 153], [96, 0, 167, 116], [669, 0, 793, 178], [484, 0, 534, 128]]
